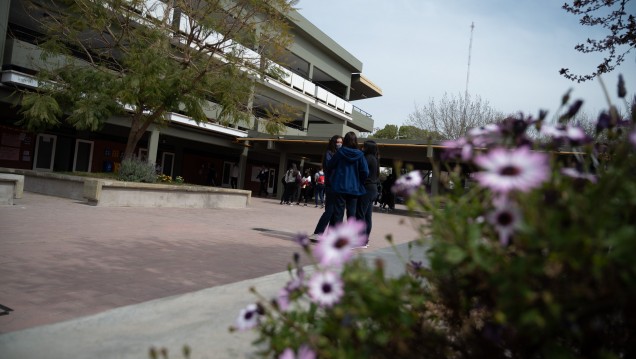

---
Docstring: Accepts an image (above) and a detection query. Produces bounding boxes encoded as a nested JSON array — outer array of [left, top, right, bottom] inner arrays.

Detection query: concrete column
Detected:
[[277, 151, 287, 200], [238, 142, 249, 189], [430, 159, 440, 197], [0, 1, 10, 70], [302, 104, 310, 132], [148, 129, 160, 165]]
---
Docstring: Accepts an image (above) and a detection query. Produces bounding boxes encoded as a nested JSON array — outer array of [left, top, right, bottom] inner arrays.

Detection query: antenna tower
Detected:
[[465, 22, 475, 100]]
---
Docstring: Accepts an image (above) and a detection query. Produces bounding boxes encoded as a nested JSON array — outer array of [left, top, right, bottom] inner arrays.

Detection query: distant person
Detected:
[[314, 166, 325, 208], [208, 164, 217, 186], [257, 165, 269, 197], [328, 131, 369, 224], [298, 169, 312, 206], [281, 163, 300, 205], [381, 174, 396, 211], [356, 140, 380, 243], [309, 135, 342, 241], [231, 164, 239, 189]]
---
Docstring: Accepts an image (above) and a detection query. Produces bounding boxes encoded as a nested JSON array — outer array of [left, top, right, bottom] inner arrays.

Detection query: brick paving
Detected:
[[0, 192, 423, 334]]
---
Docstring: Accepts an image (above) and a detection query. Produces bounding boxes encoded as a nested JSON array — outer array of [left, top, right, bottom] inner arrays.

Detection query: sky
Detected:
[[296, 0, 636, 131]]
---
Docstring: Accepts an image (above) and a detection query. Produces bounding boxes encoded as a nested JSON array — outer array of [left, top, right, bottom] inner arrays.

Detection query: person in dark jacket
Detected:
[[328, 131, 369, 224], [356, 140, 380, 244], [309, 135, 342, 241]]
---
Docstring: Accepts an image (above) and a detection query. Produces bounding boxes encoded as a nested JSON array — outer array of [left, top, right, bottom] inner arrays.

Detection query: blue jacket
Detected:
[[327, 146, 369, 196]]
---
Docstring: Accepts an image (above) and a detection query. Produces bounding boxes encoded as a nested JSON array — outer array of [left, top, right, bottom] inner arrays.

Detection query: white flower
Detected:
[[308, 270, 344, 307], [486, 200, 522, 246], [235, 303, 260, 331], [474, 147, 550, 193], [392, 170, 423, 197], [314, 218, 367, 266]]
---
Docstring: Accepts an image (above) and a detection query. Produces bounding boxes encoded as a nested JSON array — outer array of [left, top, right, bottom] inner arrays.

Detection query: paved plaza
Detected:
[[0, 192, 427, 358]]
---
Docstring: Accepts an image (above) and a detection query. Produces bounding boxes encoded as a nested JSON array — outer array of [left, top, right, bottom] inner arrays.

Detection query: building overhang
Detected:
[[349, 74, 382, 101]]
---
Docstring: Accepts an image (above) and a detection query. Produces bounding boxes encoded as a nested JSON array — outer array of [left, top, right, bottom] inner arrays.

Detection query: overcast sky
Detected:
[[296, 0, 636, 131]]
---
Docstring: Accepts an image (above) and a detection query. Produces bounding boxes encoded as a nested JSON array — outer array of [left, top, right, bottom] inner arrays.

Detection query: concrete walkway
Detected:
[[0, 192, 429, 358]]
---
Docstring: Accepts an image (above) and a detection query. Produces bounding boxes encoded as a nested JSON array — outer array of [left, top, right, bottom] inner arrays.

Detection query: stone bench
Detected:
[[0, 173, 24, 206]]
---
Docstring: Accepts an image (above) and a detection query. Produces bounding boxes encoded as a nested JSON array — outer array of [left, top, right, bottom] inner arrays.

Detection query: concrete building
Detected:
[[0, 0, 388, 195]]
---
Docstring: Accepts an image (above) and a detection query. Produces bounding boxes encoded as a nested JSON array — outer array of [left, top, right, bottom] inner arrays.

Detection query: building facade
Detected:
[[0, 0, 382, 196]]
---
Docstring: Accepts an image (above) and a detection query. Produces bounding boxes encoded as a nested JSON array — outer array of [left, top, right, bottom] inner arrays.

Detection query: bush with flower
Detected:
[[234, 76, 636, 358]]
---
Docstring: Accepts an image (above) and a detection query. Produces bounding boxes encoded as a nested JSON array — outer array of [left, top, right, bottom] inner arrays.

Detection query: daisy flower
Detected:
[[442, 137, 473, 161], [308, 270, 344, 307], [473, 147, 550, 193], [314, 218, 367, 266], [391, 170, 423, 197], [487, 200, 522, 246], [235, 303, 261, 331]]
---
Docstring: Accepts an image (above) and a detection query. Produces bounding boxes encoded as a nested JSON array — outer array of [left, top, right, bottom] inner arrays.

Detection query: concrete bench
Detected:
[[0, 174, 24, 206]]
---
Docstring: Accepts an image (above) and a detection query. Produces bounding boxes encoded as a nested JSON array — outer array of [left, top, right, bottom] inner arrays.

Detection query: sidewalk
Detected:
[[0, 192, 428, 358]]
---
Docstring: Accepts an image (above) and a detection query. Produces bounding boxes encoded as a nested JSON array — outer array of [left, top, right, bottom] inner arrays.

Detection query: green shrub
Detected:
[[117, 157, 157, 183]]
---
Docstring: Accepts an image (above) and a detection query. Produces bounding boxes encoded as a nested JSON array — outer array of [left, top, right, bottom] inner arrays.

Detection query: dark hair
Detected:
[[343, 131, 358, 149], [363, 140, 379, 157], [327, 135, 342, 154]]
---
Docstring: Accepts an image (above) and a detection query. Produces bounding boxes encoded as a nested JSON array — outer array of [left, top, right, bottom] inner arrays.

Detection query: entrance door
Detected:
[[33, 134, 57, 171], [73, 140, 94, 172], [221, 161, 232, 187], [161, 152, 175, 178]]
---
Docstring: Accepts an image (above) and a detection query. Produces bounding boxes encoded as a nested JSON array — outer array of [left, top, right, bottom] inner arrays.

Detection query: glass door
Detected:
[[73, 140, 94, 172], [161, 152, 175, 178]]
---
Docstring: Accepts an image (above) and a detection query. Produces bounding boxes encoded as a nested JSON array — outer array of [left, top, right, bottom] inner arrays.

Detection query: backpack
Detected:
[[317, 172, 325, 185]]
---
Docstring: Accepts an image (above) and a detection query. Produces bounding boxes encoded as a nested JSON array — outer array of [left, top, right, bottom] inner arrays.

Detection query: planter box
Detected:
[[0, 168, 251, 208]]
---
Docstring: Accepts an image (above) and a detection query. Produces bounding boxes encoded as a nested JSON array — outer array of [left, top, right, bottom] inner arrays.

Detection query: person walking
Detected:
[[314, 167, 325, 208], [257, 165, 269, 197], [230, 164, 239, 189], [328, 131, 369, 224], [309, 135, 342, 241], [356, 140, 380, 246]]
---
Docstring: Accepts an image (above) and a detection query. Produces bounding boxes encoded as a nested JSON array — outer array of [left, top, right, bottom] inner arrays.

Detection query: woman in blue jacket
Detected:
[[328, 131, 369, 224]]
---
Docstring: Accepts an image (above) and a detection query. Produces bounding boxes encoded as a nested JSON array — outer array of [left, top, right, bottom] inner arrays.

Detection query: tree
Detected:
[[405, 92, 504, 140], [18, 0, 295, 159], [371, 124, 398, 139], [560, 0, 636, 82]]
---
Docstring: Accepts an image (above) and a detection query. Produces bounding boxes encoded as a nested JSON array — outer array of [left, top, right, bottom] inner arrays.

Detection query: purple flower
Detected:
[[276, 287, 291, 312], [308, 270, 344, 307], [630, 130, 636, 148], [541, 124, 590, 146], [293, 233, 311, 248], [235, 303, 261, 331], [487, 200, 522, 246], [442, 138, 473, 161], [392, 170, 423, 197], [314, 218, 367, 266], [473, 147, 550, 194]]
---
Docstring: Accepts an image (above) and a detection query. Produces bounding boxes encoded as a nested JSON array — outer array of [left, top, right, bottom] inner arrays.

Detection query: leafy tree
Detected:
[[17, 0, 295, 159], [560, 0, 636, 82], [371, 124, 398, 139], [405, 92, 504, 140]]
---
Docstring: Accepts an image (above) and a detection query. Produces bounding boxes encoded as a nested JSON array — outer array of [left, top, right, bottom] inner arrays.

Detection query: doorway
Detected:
[[33, 134, 57, 171]]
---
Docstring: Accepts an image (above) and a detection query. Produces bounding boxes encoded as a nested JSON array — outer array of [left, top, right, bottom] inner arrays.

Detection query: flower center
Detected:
[[500, 165, 520, 176], [322, 283, 332, 294], [334, 237, 348, 249], [244, 311, 253, 320], [497, 211, 513, 226]]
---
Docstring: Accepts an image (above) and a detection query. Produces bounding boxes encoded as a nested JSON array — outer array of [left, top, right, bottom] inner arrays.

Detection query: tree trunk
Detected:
[[123, 118, 145, 161]]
